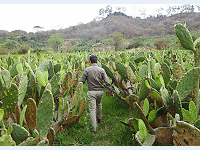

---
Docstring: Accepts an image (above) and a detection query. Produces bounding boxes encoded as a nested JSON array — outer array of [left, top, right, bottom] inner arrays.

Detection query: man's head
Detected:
[[89, 55, 97, 63]]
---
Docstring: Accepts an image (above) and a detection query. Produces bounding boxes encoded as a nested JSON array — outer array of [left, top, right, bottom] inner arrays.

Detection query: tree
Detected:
[[1, 40, 20, 51], [109, 32, 124, 51], [46, 33, 65, 52]]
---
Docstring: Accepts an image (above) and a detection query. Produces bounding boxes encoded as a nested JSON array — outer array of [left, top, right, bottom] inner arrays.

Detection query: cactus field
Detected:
[[1, 22, 200, 146]]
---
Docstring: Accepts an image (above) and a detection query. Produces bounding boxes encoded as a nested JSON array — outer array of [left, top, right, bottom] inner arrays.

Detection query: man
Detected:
[[80, 55, 114, 134]]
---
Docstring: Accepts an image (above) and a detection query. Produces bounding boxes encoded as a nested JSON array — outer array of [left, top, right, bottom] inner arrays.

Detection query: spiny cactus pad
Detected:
[[11, 123, 29, 144], [25, 98, 37, 133], [36, 90, 54, 139], [176, 67, 200, 101], [2, 83, 18, 116], [175, 23, 194, 51]]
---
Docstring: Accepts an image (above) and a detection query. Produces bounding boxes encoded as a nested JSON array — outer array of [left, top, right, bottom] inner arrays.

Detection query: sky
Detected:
[[0, 3, 198, 33]]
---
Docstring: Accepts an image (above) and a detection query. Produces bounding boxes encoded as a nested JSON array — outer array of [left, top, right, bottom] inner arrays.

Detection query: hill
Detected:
[[56, 12, 200, 40]]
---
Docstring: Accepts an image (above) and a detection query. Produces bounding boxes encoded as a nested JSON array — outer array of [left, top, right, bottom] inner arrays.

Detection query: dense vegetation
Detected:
[[1, 11, 200, 54]]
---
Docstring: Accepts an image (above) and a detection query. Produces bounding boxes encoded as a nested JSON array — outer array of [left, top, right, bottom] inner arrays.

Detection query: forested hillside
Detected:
[[0, 11, 200, 53]]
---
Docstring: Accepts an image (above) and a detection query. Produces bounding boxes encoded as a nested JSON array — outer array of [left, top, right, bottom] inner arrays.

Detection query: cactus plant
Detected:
[[36, 90, 54, 139], [2, 83, 18, 118], [11, 123, 29, 144]]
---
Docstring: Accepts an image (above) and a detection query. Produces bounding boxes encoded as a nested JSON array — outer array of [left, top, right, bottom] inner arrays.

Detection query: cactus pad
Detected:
[[173, 121, 200, 146], [2, 83, 18, 117], [176, 67, 200, 101], [11, 123, 29, 144], [36, 90, 54, 139], [25, 98, 37, 133]]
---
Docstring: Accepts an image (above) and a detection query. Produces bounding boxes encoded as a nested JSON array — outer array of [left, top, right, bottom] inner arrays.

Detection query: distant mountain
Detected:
[[57, 12, 200, 40], [1, 12, 200, 43]]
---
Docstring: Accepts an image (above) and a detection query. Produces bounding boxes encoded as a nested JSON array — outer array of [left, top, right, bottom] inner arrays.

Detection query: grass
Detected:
[[53, 85, 139, 146]]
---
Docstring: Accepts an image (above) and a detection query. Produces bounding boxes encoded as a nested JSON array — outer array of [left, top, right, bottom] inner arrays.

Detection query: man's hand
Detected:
[[111, 93, 114, 98]]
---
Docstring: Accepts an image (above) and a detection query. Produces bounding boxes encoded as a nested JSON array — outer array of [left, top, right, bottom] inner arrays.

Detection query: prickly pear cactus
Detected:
[[54, 63, 61, 74], [1, 70, 10, 87], [173, 121, 200, 146], [61, 72, 72, 95], [36, 69, 48, 87], [36, 90, 54, 139], [25, 98, 37, 133], [0, 134, 16, 146], [49, 73, 60, 97], [138, 79, 149, 102], [161, 62, 171, 86], [115, 62, 128, 79], [126, 66, 136, 84], [174, 23, 194, 51], [176, 67, 200, 101], [18, 74, 28, 106], [11, 123, 29, 145], [2, 83, 18, 118], [101, 64, 114, 80], [133, 52, 145, 63], [173, 62, 185, 81]]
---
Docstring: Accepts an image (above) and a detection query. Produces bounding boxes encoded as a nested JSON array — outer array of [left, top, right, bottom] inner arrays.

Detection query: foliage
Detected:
[[46, 33, 65, 52], [109, 32, 124, 51]]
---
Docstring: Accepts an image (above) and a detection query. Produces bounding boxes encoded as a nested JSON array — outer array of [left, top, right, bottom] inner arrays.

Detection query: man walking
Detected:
[[80, 55, 114, 134]]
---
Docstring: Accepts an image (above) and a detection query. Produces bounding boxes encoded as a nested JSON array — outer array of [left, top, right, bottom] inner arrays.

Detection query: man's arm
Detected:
[[80, 69, 87, 84]]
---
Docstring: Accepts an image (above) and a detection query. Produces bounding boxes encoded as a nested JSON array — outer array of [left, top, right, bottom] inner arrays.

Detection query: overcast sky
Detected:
[[0, 4, 196, 33]]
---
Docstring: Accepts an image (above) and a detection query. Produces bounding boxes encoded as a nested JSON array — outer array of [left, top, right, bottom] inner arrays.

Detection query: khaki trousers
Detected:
[[87, 91, 104, 132]]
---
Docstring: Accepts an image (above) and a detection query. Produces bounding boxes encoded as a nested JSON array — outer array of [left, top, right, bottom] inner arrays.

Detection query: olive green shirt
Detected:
[[80, 63, 113, 94]]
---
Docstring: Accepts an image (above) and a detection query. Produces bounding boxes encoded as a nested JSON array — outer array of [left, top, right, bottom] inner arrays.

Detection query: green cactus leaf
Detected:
[[153, 63, 160, 78], [2, 83, 18, 116], [102, 63, 114, 80], [11, 123, 29, 144], [161, 62, 171, 86], [145, 80, 151, 89], [173, 90, 183, 120], [7, 126, 13, 134], [194, 119, 200, 130], [175, 23, 194, 51], [49, 73, 60, 97], [10, 63, 18, 77], [138, 64, 148, 79], [115, 62, 128, 79], [0, 134, 16, 146], [138, 119, 147, 143], [194, 37, 200, 48], [148, 110, 156, 123], [20, 105, 27, 126], [0, 109, 4, 121], [148, 78, 160, 91], [54, 63, 61, 74], [18, 74, 28, 106], [138, 79, 149, 102], [129, 61, 136, 72], [36, 90, 54, 139], [126, 66, 136, 83], [176, 67, 200, 101], [16, 62, 23, 75], [36, 70, 48, 87], [143, 98, 149, 117], [189, 101, 197, 123], [160, 86, 172, 111], [134, 52, 145, 63], [2, 70, 10, 87], [132, 118, 139, 132], [182, 108, 191, 122]]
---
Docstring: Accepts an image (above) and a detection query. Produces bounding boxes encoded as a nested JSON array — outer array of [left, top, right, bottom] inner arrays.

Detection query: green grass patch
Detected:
[[53, 86, 138, 146]]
